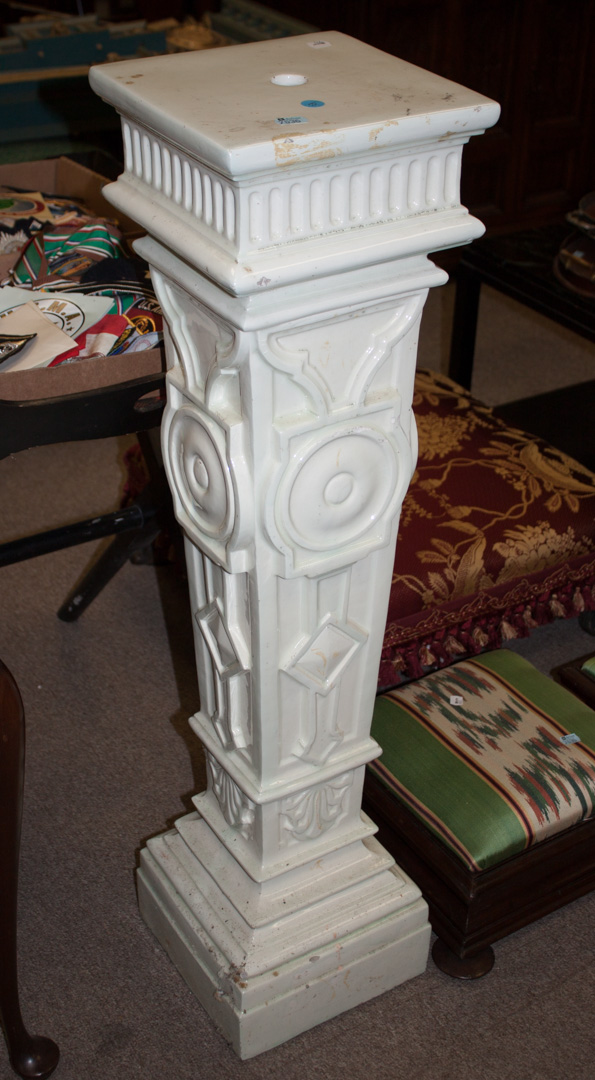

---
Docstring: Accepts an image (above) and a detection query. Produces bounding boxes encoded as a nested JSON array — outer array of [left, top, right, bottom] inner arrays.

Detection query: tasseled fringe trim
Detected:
[[378, 577, 595, 690]]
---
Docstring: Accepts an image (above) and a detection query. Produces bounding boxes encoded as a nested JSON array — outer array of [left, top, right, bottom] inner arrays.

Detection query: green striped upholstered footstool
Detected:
[[364, 649, 595, 978]]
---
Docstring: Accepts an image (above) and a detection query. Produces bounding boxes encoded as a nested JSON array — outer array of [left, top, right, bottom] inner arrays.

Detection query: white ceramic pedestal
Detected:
[[90, 33, 499, 1059]]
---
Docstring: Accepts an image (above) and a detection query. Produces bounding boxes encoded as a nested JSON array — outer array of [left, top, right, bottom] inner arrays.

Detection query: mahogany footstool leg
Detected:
[[579, 611, 595, 635], [0, 660, 59, 1080], [432, 939, 495, 980]]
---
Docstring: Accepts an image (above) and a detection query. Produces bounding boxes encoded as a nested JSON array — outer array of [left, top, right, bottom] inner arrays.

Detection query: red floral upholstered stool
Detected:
[[378, 370, 595, 690], [364, 649, 595, 977]]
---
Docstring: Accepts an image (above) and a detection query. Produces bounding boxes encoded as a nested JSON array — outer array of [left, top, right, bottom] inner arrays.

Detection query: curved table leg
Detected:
[[0, 660, 59, 1080]]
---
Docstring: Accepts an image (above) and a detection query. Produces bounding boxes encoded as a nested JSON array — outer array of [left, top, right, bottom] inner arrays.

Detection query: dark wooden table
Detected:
[[448, 224, 595, 470], [0, 367, 168, 619]]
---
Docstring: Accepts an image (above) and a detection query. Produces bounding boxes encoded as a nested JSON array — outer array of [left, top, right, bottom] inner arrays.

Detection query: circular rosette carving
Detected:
[[168, 406, 234, 543], [275, 424, 402, 566]]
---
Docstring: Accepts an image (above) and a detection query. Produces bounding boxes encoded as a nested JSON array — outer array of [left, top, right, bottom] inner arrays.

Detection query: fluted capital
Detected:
[[90, 32, 499, 293]]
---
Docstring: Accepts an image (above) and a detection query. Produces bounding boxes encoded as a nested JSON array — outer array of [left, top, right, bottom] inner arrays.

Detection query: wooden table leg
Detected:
[[448, 262, 483, 390], [0, 660, 59, 1080]]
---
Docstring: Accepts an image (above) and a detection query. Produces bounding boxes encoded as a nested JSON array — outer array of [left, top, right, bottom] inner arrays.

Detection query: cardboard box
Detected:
[[0, 156, 164, 400]]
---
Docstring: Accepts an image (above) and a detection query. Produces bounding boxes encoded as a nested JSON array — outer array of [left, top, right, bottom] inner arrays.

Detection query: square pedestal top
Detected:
[[90, 31, 499, 178]]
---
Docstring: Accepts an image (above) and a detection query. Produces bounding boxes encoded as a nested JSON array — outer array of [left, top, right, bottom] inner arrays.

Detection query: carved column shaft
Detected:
[[91, 32, 498, 1058]]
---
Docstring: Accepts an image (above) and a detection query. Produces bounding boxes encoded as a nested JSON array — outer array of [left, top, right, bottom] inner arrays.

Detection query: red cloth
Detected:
[[49, 314, 130, 365], [379, 370, 595, 688]]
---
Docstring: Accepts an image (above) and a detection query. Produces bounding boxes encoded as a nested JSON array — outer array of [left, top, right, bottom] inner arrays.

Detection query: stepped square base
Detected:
[[137, 812, 430, 1059]]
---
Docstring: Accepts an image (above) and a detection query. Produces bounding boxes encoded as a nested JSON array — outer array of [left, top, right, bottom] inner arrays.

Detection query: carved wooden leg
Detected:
[[432, 938, 495, 980], [0, 661, 59, 1080]]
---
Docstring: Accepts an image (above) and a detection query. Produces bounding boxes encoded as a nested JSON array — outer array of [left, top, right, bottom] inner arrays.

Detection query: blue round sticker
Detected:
[[301, 99, 325, 108]]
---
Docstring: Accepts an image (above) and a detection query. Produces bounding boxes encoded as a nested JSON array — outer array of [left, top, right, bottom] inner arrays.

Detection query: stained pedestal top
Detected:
[[90, 31, 499, 179]]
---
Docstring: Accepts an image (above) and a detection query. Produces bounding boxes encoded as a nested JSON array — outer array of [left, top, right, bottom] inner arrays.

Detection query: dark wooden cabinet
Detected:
[[261, 0, 595, 231]]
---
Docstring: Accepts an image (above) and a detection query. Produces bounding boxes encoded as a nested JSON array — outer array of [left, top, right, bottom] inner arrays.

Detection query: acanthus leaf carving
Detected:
[[281, 772, 353, 841], [206, 752, 255, 841]]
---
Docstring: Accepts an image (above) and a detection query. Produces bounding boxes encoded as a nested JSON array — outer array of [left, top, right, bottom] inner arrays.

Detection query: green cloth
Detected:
[[370, 650, 595, 870]]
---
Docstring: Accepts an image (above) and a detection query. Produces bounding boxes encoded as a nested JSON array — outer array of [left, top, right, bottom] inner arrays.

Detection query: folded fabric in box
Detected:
[[0, 179, 163, 371], [49, 313, 131, 366], [9, 219, 126, 287], [0, 285, 112, 339], [0, 188, 91, 258], [0, 302, 73, 371], [369, 649, 595, 871]]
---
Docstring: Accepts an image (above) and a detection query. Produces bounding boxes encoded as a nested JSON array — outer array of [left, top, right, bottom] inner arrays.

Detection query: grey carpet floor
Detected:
[[1, 282, 595, 1080]]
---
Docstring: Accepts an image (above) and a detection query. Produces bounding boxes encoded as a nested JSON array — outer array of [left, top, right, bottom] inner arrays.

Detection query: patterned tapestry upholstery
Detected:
[[379, 370, 595, 689], [370, 649, 595, 871]]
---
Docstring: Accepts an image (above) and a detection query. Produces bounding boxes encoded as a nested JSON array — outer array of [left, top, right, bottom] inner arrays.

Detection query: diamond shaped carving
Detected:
[[287, 616, 366, 696], [196, 600, 244, 681]]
